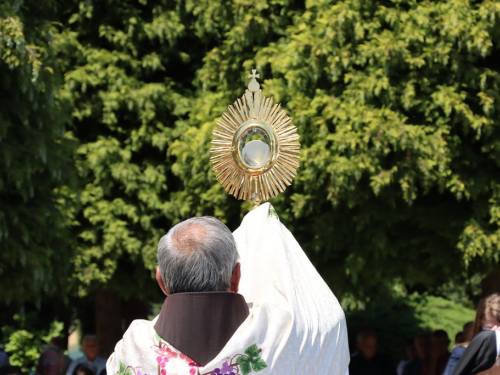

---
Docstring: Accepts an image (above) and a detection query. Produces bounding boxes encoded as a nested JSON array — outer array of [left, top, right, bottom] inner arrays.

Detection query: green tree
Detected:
[[0, 0, 75, 303], [56, 0, 302, 297], [59, 0, 500, 307], [173, 0, 500, 301], [53, 1, 304, 353], [265, 0, 500, 300]]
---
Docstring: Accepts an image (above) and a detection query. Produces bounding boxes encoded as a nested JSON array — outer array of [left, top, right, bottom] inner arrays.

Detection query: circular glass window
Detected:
[[239, 128, 271, 168]]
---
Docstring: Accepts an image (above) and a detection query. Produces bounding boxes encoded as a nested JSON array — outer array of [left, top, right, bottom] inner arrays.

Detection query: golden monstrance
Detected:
[[210, 70, 301, 206]]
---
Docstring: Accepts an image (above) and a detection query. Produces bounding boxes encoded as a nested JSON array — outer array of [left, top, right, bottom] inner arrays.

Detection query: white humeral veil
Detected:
[[107, 203, 349, 375], [233, 203, 349, 374]]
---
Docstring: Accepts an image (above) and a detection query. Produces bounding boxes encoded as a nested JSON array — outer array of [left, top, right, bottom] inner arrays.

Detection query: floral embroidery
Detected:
[[201, 344, 267, 375], [156, 345, 180, 374], [118, 363, 147, 375], [117, 335, 267, 375], [153, 336, 199, 375]]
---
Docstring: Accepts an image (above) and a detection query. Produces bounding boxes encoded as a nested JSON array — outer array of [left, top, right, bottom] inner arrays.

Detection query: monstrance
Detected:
[[210, 70, 300, 206]]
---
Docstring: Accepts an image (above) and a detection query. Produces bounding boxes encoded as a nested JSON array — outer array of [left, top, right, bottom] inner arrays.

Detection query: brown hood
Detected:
[[154, 292, 249, 367]]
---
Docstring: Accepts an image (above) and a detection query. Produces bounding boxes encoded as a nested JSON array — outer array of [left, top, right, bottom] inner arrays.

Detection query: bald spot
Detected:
[[171, 224, 208, 254]]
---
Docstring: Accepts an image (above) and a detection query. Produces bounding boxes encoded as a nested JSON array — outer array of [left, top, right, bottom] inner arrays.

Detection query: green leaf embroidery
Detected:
[[118, 362, 126, 375], [244, 344, 259, 358], [236, 356, 252, 375], [251, 358, 267, 372], [238, 344, 267, 373]]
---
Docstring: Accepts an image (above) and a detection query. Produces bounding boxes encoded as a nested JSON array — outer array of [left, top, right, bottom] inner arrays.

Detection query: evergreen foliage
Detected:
[[2, 315, 64, 373], [0, 0, 75, 302], [56, 0, 303, 298], [152, 0, 500, 300], [2, 0, 500, 305]]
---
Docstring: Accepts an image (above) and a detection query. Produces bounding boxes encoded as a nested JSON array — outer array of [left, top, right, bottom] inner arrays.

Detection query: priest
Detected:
[[106, 203, 349, 375]]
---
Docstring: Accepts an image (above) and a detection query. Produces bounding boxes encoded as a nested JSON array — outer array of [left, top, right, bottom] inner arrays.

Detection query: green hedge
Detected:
[[2, 314, 64, 374]]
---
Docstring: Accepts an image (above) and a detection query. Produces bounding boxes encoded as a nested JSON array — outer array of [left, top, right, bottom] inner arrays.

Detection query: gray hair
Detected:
[[157, 216, 239, 294]]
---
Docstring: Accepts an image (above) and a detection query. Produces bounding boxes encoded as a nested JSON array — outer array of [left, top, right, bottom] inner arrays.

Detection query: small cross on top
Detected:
[[248, 69, 260, 80], [247, 69, 261, 92]]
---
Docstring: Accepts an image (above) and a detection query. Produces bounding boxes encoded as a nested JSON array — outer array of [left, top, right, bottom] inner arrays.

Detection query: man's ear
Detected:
[[156, 266, 169, 296], [230, 262, 241, 293]]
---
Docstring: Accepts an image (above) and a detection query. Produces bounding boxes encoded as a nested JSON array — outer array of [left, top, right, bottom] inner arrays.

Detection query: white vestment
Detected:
[[107, 203, 349, 375]]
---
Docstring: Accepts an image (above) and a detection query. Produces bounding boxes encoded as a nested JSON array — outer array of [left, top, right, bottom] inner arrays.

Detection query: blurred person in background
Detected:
[[37, 337, 72, 375], [349, 328, 396, 375], [463, 321, 474, 343], [402, 332, 431, 375], [430, 329, 450, 375], [453, 322, 473, 346], [455, 332, 465, 346], [0, 338, 9, 370], [444, 327, 468, 375], [397, 338, 417, 375], [443, 294, 500, 375], [66, 336, 106, 375], [0, 349, 9, 369]]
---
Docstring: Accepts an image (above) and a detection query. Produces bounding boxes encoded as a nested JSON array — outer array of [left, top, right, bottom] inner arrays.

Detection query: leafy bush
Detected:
[[2, 314, 64, 374]]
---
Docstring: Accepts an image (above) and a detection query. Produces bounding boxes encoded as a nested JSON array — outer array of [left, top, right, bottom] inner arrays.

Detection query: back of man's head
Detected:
[[432, 329, 450, 356], [157, 217, 239, 294], [463, 321, 473, 342], [432, 329, 449, 340], [50, 336, 65, 350]]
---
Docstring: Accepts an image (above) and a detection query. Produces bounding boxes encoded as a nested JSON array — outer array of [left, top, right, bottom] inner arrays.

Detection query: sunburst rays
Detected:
[[210, 83, 300, 204]]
